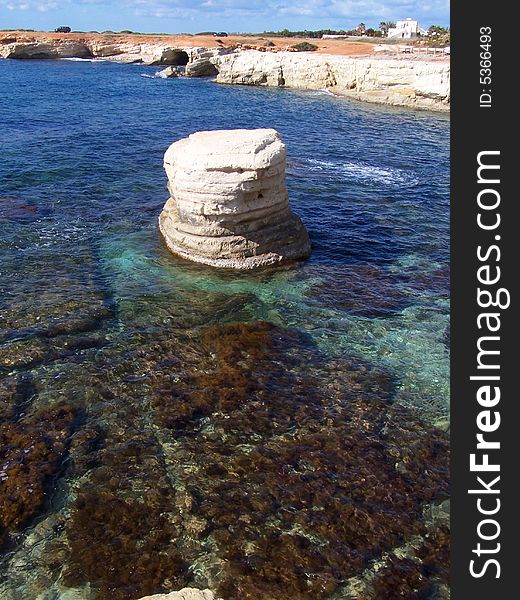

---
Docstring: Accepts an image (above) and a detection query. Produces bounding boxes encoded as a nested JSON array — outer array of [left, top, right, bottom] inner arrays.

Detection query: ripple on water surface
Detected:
[[0, 59, 450, 599]]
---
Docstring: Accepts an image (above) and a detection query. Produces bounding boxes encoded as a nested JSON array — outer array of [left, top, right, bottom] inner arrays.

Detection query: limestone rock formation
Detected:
[[0, 35, 450, 110], [159, 129, 311, 269], [88, 41, 143, 62], [137, 588, 216, 600], [0, 41, 92, 59], [184, 47, 235, 77], [215, 50, 450, 111]]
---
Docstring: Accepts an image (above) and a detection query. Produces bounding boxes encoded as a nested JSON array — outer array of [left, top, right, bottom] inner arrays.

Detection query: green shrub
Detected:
[[291, 41, 318, 52]]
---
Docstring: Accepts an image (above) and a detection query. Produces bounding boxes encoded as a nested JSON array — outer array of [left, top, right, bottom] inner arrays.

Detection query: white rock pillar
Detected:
[[159, 129, 311, 269]]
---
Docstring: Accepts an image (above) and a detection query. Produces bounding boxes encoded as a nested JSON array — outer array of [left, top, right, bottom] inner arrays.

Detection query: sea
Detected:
[[0, 58, 450, 600]]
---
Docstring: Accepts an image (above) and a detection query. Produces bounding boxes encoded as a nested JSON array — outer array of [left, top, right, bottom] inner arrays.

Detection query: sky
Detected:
[[0, 1, 450, 34]]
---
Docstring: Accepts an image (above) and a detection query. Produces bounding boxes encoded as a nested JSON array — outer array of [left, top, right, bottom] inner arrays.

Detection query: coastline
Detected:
[[0, 31, 450, 112]]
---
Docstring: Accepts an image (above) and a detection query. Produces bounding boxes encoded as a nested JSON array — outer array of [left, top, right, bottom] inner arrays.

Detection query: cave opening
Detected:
[[164, 50, 189, 66]]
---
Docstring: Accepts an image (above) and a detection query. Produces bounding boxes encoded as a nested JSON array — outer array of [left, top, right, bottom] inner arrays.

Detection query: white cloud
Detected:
[[0, 0, 450, 28], [1, 0, 57, 9], [136, 0, 450, 25]]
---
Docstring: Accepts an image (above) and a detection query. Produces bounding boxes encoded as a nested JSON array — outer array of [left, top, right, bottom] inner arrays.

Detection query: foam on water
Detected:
[[308, 88, 337, 97], [304, 157, 419, 185], [61, 57, 106, 62]]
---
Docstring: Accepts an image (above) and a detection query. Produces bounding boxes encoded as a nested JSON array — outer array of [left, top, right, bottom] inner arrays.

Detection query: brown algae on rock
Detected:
[[0, 318, 449, 598], [0, 403, 76, 546]]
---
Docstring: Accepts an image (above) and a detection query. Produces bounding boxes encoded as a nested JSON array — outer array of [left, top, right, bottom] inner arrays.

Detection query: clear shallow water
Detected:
[[0, 60, 450, 600]]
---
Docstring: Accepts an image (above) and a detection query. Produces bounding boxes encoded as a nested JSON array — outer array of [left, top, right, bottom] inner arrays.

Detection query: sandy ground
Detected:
[[0, 30, 376, 56]]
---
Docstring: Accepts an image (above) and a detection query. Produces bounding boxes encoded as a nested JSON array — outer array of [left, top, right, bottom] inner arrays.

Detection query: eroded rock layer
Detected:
[[159, 129, 311, 269]]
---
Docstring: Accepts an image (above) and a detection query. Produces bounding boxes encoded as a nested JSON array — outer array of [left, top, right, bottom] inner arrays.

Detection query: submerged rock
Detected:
[[159, 129, 311, 269], [0, 195, 39, 221], [0, 318, 449, 599], [311, 263, 410, 318], [157, 66, 183, 78], [148, 320, 450, 599]]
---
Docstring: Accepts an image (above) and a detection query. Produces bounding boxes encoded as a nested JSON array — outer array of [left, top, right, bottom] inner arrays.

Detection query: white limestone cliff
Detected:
[[214, 50, 450, 111], [0, 41, 93, 59]]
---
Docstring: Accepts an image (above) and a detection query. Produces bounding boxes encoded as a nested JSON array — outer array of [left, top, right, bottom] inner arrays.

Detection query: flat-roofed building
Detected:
[[388, 18, 425, 39]]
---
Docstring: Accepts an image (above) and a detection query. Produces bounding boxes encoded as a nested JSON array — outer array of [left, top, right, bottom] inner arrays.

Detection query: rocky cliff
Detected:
[[0, 41, 94, 59], [214, 50, 450, 111], [0, 39, 219, 66]]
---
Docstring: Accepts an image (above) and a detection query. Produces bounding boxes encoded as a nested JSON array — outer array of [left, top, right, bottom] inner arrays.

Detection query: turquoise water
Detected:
[[0, 59, 450, 599]]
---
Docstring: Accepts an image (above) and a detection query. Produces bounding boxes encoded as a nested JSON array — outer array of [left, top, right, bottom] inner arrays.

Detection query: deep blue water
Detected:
[[0, 59, 450, 599]]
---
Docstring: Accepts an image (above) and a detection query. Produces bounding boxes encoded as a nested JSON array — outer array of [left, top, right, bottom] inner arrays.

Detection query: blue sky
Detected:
[[0, 1, 450, 33]]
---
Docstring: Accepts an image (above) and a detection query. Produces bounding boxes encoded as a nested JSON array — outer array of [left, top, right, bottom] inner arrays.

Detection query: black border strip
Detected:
[[451, 2, 516, 597]]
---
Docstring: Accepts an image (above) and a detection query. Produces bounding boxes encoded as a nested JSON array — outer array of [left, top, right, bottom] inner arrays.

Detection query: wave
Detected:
[[140, 72, 172, 79], [302, 158, 418, 185], [306, 89, 337, 97], [140, 71, 182, 79], [60, 57, 106, 62]]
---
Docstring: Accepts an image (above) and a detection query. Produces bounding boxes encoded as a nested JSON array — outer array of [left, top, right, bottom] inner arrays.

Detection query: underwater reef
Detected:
[[0, 310, 449, 599]]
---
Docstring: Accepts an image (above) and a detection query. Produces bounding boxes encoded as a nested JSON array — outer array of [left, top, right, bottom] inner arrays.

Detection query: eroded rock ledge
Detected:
[[159, 129, 311, 269]]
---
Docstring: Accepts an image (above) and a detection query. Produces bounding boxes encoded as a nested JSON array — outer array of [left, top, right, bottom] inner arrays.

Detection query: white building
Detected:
[[387, 18, 426, 39]]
